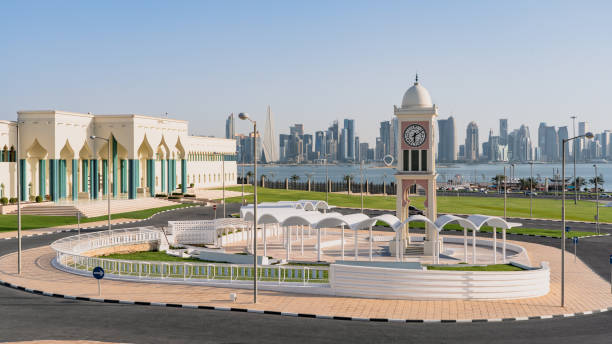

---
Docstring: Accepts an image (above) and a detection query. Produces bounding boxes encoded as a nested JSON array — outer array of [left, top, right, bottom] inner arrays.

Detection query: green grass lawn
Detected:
[[0, 203, 191, 232], [222, 186, 611, 223], [427, 264, 523, 271]]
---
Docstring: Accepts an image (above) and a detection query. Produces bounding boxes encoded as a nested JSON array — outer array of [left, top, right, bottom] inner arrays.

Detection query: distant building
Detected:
[[437, 116, 456, 162], [225, 113, 235, 139], [344, 119, 355, 161], [499, 118, 508, 145], [464, 121, 479, 162]]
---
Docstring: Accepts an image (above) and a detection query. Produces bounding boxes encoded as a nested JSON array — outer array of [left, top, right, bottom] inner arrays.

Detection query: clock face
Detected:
[[403, 124, 426, 147]]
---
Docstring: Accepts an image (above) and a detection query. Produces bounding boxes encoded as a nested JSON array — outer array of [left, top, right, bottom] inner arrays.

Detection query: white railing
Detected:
[[168, 219, 250, 246], [51, 227, 329, 286]]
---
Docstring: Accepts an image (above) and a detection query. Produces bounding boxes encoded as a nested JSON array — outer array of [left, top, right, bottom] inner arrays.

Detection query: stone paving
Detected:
[[1, 238, 611, 321]]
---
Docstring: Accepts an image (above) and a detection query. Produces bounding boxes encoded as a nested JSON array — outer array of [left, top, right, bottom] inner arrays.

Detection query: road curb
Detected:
[[1, 205, 201, 241], [0, 279, 609, 324]]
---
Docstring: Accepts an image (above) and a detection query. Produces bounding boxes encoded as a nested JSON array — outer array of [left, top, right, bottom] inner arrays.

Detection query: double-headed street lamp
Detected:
[[238, 112, 258, 304], [529, 161, 534, 218], [90, 136, 112, 232], [561, 131, 594, 307]]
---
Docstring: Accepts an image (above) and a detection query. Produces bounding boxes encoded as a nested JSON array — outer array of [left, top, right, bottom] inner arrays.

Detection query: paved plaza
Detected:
[[1, 237, 610, 321]]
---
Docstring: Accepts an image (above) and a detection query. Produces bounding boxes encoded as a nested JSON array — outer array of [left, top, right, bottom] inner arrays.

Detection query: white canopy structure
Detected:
[[239, 202, 521, 265]]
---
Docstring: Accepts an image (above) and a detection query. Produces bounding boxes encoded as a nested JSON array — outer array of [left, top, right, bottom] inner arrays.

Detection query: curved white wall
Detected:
[[330, 262, 549, 300]]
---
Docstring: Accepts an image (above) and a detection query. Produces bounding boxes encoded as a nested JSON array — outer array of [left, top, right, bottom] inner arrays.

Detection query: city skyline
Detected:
[[2, 2, 612, 146]]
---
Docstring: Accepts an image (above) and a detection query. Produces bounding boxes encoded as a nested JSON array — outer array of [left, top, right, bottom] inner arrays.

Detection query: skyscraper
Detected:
[[344, 119, 355, 161], [437, 116, 456, 162], [465, 121, 479, 162], [558, 126, 569, 159], [379, 121, 391, 156], [499, 118, 508, 145], [225, 113, 235, 139], [339, 128, 348, 161], [315, 130, 326, 157]]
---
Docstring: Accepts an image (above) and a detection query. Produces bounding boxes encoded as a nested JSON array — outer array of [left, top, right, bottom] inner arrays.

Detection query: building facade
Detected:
[[1, 110, 237, 201]]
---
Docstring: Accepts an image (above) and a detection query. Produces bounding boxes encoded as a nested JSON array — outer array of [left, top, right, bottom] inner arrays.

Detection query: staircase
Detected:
[[404, 245, 425, 256], [7, 198, 177, 217]]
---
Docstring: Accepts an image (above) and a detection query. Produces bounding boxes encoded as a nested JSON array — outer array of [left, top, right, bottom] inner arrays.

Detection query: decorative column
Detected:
[[49, 159, 59, 201], [112, 137, 118, 197], [120, 159, 127, 193], [167, 159, 172, 193], [38, 159, 46, 198], [59, 160, 67, 199], [135, 160, 140, 188], [147, 159, 155, 196], [19, 159, 26, 201], [71, 159, 78, 201], [181, 159, 187, 193], [161, 159, 166, 193], [82, 160, 88, 193], [102, 159, 108, 195], [90, 159, 98, 200], [128, 159, 137, 199]]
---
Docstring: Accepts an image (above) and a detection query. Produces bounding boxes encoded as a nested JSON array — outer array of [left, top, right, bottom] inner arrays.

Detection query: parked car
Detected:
[[409, 205, 424, 216], [600, 193, 611, 198], [524, 191, 538, 196]]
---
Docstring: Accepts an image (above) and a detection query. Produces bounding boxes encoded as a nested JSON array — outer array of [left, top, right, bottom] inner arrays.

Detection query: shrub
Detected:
[[29, 195, 36, 202], [189, 183, 194, 188], [35, 195, 43, 203], [168, 195, 181, 200], [0, 197, 8, 205], [155, 193, 167, 198], [9, 197, 17, 204], [178, 183, 182, 189], [172, 192, 183, 196], [184, 194, 196, 198]]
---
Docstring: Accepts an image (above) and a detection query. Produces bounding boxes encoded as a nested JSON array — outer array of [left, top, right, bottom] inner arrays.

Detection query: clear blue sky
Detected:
[[1, 1, 610, 145]]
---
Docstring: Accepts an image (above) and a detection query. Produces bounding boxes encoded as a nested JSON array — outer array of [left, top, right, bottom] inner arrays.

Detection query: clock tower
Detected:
[[394, 76, 438, 257]]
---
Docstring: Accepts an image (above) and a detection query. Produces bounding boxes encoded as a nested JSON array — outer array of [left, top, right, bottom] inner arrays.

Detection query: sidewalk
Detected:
[[0, 218, 134, 240], [1, 240, 611, 321]]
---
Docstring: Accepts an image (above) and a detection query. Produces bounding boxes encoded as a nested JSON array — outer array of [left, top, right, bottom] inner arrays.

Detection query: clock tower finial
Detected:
[[415, 73, 419, 84]]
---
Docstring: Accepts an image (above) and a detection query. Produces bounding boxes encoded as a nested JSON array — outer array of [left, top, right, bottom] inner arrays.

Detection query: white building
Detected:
[[0, 110, 237, 201]]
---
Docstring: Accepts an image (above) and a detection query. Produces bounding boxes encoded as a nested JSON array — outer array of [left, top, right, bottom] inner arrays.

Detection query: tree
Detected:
[[290, 174, 300, 188], [245, 171, 253, 184], [519, 177, 538, 190], [589, 175, 605, 191], [343, 174, 353, 196], [573, 176, 586, 191]]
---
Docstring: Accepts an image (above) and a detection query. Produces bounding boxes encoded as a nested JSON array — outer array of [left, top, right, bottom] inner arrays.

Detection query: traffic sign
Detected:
[[573, 237, 578, 244], [609, 254, 612, 264], [92, 266, 105, 280], [565, 226, 570, 232]]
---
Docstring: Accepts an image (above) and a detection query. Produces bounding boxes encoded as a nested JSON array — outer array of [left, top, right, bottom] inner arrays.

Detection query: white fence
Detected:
[[330, 262, 550, 300], [51, 227, 329, 288], [168, 219, 250, 246]]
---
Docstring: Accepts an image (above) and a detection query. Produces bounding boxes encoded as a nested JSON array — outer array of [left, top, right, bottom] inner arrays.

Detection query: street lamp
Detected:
[[570, 115, 578, 205], [561, 131, 594, 307], [360, 160, 364, 213], [594, 164, 600, 235], [238, 112, 258, 303], [241, 152, 245, 205], [529, 161, 534, 218], [503, 165, 507, 220], [325, 155, 329, 203], [90, 136, 111, 232], [16, 121, 22, 274], [222, 155, 225, 218]]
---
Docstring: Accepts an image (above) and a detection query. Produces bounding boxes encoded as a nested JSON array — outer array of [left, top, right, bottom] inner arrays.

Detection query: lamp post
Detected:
[[360, 160, 364, 213], [16, 122, 21, 274], [594, 164, 599, 235], [529, 161, 534, 218], [241, 152, 245, 205], [503, 165, 507, 220], [222, 156, 225, 218], [239, 112, 258, 303], [325, 155, 329, 203], [561, 131, 593, 307], [90, 136, 111, 232], [570, 115, 577, 205]]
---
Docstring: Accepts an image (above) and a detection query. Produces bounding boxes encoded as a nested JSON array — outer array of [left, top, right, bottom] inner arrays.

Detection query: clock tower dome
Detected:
[[394, 75, 438, 257]]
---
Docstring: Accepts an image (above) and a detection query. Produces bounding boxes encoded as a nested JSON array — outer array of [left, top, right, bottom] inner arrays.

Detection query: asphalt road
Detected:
[[1, 204, 612, 344]]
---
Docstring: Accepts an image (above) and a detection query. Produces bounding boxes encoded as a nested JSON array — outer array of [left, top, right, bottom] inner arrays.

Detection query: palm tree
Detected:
[[343, 174, 353, 196], [289, 174, 300, 188], [245, 171, 253, 184], [589, 175, 604, 192], [519, 177, 538, 190], [573, 176, 587, 192]]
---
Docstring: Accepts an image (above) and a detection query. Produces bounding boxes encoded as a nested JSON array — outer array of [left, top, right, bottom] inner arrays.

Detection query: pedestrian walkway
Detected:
[[5, 198, 177, 218], [1, 239, 611, 321]]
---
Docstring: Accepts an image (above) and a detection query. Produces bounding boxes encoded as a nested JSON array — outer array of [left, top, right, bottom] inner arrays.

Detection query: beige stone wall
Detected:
[[83, 242, 158, 257]]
